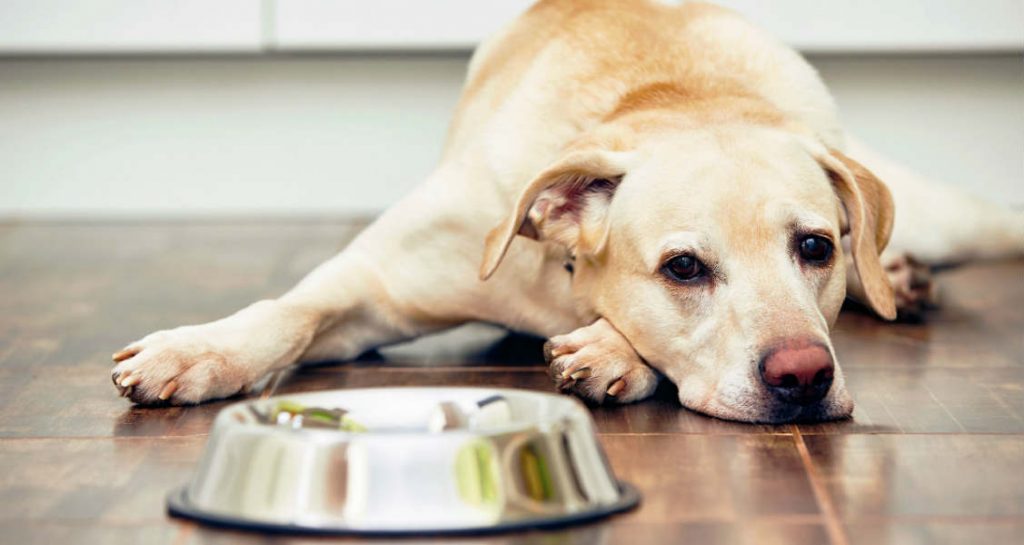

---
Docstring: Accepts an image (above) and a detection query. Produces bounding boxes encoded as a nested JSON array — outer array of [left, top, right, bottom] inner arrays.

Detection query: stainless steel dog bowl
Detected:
[[168, 387, 639, 535]]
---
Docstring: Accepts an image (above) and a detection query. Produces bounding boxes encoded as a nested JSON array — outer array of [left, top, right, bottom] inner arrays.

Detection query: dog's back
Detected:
[[449, 0, 1024, 269], [444, 0, 843, 193]]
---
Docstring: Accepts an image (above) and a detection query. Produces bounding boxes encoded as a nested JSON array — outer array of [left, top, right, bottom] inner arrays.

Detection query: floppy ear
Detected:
[[479, 149, 632, 280], [818, 148, 897, 320]]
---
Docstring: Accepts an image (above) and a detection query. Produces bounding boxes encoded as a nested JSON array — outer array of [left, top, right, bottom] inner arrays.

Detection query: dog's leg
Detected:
[[544, 318, 659, 404], [110, 249, 450, 405], [846, 137, 1024, 266], [846, 250, 937, 319], [843, 137, 1023, 318], [111, 181, 487, 405], [111, 297, 328, 405]]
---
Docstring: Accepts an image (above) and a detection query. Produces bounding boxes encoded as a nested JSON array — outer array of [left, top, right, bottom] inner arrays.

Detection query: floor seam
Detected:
[[926, 385, 968, 433], [792, 425, 850, 545], [983, 383, 1024, 425]]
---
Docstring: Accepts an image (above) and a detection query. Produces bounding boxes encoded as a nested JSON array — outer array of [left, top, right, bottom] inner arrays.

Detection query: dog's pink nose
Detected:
[[759, 342, 834, 405]]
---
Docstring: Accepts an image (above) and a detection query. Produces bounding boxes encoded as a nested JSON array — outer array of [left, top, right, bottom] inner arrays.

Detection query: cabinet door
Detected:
[[715, 0, 1024, 53], [0, 0, 262, 53], [272, 0, 1023, 53], [271, 0, 535, 51]]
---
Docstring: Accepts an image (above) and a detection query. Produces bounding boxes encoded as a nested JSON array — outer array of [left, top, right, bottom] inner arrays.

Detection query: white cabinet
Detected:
[[271, 0, 534, 50], [270, 0, 1024, 53], [0, 0, 1020, 54], [715, 0, 1024, 52], [0, 0, 262, 53]]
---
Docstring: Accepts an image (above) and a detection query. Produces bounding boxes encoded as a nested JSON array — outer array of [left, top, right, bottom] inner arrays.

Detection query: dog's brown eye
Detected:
[[663, 255, 705, 282], [799, 235, 833, 263]]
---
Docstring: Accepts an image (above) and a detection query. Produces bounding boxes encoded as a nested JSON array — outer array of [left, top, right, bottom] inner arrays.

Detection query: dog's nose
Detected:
[[758, 342, 834, 405]]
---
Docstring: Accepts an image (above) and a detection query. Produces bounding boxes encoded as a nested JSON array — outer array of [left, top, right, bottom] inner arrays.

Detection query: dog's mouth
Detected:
[[698, 399, 851, 424], [758, 399, 850, 424], [684, 385, 854, 424], [670, 360, 854, 424]]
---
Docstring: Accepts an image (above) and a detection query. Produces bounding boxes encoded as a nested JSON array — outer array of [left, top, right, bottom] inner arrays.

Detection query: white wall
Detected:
[[0, 56, 466, 216], [815, 54, 1024, 205], [0, 53, 1021, 217]]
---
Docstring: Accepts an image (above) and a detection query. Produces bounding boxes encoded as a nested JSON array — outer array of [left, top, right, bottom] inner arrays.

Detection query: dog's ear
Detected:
[[479, 149, 632, 280], [817, 148, 897, 320]]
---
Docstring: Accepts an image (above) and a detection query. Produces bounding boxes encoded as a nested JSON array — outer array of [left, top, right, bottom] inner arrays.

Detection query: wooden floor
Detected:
[[1, 220, 1021, 545]]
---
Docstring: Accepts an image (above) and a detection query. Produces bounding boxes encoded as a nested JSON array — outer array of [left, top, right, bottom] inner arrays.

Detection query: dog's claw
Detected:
[[159, 380, 178, 401], [568, 368, 591, 381], [542, 341, 556, 362], [112, 348, 137, 363], [606, 379, 626, 397]]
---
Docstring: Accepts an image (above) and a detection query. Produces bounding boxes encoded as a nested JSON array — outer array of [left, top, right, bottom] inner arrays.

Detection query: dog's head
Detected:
[[481, 126, 895, 422]]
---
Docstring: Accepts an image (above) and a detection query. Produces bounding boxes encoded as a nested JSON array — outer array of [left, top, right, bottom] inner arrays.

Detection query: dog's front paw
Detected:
[[544, 318, 658, 404], [111, 325, 255, 405], [110, 300, 312, 405], [885, 253, 937, 319]]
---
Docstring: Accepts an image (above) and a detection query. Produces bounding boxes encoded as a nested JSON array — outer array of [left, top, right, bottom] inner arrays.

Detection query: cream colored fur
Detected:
[[110, 0, 1023, 423]]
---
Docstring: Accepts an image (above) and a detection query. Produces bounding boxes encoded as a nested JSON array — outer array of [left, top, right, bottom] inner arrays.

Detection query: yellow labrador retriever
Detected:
[[111, 0, 1023, 422]]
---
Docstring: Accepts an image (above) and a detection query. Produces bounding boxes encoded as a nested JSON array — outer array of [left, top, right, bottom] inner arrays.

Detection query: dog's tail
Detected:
[[846, 137, 1024, 266]]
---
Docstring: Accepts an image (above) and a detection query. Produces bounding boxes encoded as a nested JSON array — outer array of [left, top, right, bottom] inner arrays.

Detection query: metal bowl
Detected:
[[167, 387, 639, 535]]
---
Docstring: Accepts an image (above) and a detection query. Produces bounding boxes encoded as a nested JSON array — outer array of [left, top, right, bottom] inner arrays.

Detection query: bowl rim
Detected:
[[222, 386, 597, 439], [167, 481, 641, 536]]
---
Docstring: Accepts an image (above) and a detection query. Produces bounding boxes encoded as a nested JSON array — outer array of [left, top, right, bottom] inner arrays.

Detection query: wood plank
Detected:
[[798, 367, 1024, 434], [185, 520, 831, 545], [0, 522, 182, 545], [3, 362, 1020, 438], [0, 222, 1022, 545], [804, 435, 1024, 518], [0, 437, 204, 523], [845, 520, 1024, 545], [832, 259, 1024, 370], [601, 434, 820, 523]]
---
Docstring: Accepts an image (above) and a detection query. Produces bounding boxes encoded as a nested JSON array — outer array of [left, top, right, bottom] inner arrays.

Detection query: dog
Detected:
[[110, 0, 1024, 422]]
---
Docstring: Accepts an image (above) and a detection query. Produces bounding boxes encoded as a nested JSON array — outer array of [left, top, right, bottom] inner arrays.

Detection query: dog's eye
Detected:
[[662, 255, 706, 282], [798, 235, 833, 263]]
